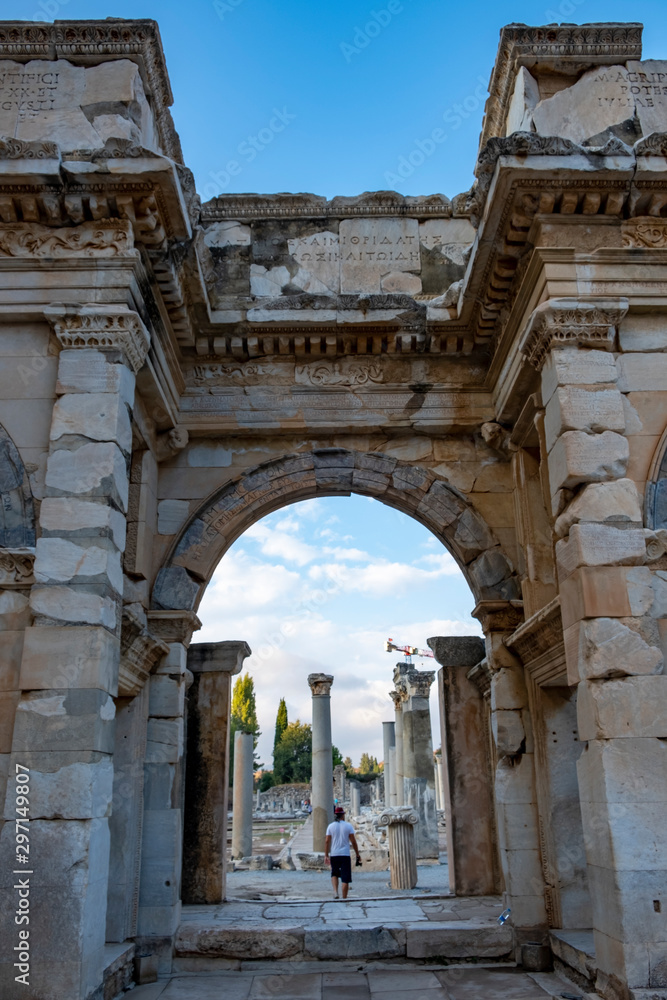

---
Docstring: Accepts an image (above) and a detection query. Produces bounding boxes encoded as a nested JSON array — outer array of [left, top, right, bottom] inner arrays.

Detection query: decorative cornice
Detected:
[[622, 218, 667, 249], [308, 672, 334, 696], [466, 659, 492, 698], [478, 22, 643, 153], [471, 599, 524, 633], [520, 297, 629, 371], [634, 132, 667, 157], [378, 805, 419, 827], [0, 20, 183, 164], [505, 598, 566, 686], [202, 191, 461, 222], [0, 221, 135, 259], [146, 609, 201, 645], [45, 304, 151, 374], [119, 607, 169, 697], [0, 137, 59, 160], [0, 548, 35, 587]]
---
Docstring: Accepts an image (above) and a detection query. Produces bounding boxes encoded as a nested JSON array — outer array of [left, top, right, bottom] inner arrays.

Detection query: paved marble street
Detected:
[[129, 965, 593, 999]]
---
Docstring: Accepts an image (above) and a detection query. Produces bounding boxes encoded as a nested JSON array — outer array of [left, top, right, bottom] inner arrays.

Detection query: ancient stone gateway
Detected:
[[0, 16, 667, 1000]]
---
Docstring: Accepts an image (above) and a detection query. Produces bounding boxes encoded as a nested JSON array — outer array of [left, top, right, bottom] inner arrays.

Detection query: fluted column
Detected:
[[231, 731, 254, 859], [308, 673, 334, 851], [402, 667, 438, 859], [380, 806, 419, 890]]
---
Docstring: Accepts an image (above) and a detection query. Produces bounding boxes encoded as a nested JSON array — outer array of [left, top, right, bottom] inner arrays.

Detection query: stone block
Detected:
[[452, 507, 495, 562], [545, 386, 625, 452], [3, 756, 113, 820], [560, 568, 634, 629], [494, 752, 537, 805], [428, 635, 485, 667], [619, 314, 667, 354], [491, 667, 528, 711], [45, 441, 129, 511], [495, 801, 539, 853], [11, 689, 116, 753], [0, 630, 24, 691], [0, 691, 19, 753], [556, 524, 646, 578], [405, 922, 512, 959], [51, 392, 132, 454], [555, 478, 642, 538], [304, 926, 402, 959], [541, 348, 617, 403], [40, 497, 126, 549], [143, 762, 177, 811], [154, 642, 188, 677], [577, 738, 667, 805], [617, 354, 667, 393], [503, 847, 544, 897], [0, 815, 109, 890], [134, 954, 159, 984], [146, 717, 184, 757], [503, 894, 547, 929], [157, 498, 190, 535], [148, 675, 185, 718], [136, 903, 181, 938], [467, 548, 518, 598], [339, 218, 420, 293], [0, 591, 31, 631], [577, 675, 667, 740], [580, 798, 667, 873], [152, 565, 199, 611], [19, 625, 119, 693], [35, 537, 123, 593], [492, 709, 526, 754], [56, 349, 136, 403], [175, 923, 304, 959], [506, 66, 540, 133], [548, 431, 629, 492], [30, 584, 117, 630]]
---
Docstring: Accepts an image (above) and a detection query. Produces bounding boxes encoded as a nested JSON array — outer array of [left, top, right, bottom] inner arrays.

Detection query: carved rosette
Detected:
[[379, 806, 419, 827], [521, 297, 629, 371], [308, 672, 334, 697], [0, 548, 35, 588], [45, 304, 151, 374]]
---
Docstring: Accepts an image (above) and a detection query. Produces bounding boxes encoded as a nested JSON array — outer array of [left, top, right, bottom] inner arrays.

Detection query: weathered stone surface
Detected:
[[491, 667, 527, 711], [40, 497, 126, 548], [50, 393, 132, 453], [339, 218, 420, 293], [506, 66, 540, 134], [556, 524, 647, 576], [541, 349, 618, 404], [578, 676, 667, 740], [34, 537, 123, 593], [545, 386, 625, 451], [4, 757, 113, 820], [405, 922, 512, 959], [45, 442, 129, 511], [305, 926, 402, 959], [20, 625, 120, 693], [428, 635, 485, 666], [175, 924, 305, 959], [30, 585, 117, 629], [492, 709, 526, 754], [555, 479, 642, 538], [617, 354, 667, 392], [566, 617, 664, 682], [56, 350, 135, 403], [548, 431, 629, 492], [12, 689, 115, 753], [619, 314, 667, 353]]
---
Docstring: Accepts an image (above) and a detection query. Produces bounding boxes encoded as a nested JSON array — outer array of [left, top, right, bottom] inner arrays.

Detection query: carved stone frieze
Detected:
[[295, 361, 383, 386], [0, 547, 35, 588], [622, 218, 667, 248], [472, 599, 524, 634], [145, 609, 202, 646], [644, 528, 667, 562], [634, 133, 667, 157], [202, 191, 455, 221], [45, 304, 151, 374], [0, 136, 59, 159], [505, 598, 567, 686], [308, 672, 334, 696], [521, 297, 629, 371], [0, 221, 134, 259]]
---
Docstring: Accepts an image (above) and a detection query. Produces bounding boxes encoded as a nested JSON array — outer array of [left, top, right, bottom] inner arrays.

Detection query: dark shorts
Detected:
[[330, 855, 352, 883]]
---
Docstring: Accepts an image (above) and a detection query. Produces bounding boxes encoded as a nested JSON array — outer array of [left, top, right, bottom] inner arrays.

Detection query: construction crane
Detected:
[[384, 638, 435, 663]]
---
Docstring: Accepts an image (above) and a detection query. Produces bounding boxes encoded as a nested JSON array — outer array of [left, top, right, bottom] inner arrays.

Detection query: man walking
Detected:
[[324, 805, 361, 899]]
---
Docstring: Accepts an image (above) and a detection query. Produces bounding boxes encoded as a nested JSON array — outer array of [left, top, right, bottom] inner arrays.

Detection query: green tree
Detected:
[[359, 752, 380, 774], [259, 770, 275, 792], [273, 698, 288, 758], [332, 745, 343, 768], [343, 755, 354, 775], [273, 720, 312, 784], [230, 673, 262, 779]]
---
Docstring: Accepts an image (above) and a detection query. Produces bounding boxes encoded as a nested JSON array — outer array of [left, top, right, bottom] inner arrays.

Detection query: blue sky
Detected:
[[11, 0, 667, 197], [197, 496, 482, 767]]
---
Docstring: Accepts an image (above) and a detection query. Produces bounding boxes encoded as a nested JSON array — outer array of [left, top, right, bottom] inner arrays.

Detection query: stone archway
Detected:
[[151, 448, 520, 613]]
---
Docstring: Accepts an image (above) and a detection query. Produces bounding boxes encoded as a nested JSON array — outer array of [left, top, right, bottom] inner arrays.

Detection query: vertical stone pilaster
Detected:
[[382, 721, 395, 807], [400, 666, 438, 859], [231, 731, 254, 860], [429, 635, 497, 894], [308, 673, 334, 852], [182, 640, 250, 905]]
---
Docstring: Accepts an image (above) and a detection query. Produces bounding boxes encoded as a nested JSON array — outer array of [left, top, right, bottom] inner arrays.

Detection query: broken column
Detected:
[[401, 667, 439, 859], [380, 806, 419, 890], [388, 746, 397, 807], [389, 682, 406, 806], [182, 640, 250, 903], [382, 720, 395, 806], [429, 635, 498, 895], [308, 673, 334, 852], [350, 780, 361, 817], [231, 731, 254, 860]]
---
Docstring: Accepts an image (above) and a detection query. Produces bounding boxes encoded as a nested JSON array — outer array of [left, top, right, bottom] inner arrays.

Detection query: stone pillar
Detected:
[[382, 720, 395, 806], [388, 746, 397, 807], [350, 781, 361, 817], [380, 806, 419, 890], [231, 731, 254, 860], [434, 759, 442, 811], [308, 673, 334, 852], [399, 667, 438, 859], [530, 306, 667, 993], [333, 762, 346, 802], [389, 686, 405, 806], [0, 307, 150, 1000], [256, 788, 261, 811], [182, 640, 250, 903], [428, 635, 498, 895]]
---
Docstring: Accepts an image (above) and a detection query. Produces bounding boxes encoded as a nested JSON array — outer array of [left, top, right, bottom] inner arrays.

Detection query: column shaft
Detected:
[[308, 673, 334, 852], [382, 721, 395, 807], [231, 731, 254, 859]]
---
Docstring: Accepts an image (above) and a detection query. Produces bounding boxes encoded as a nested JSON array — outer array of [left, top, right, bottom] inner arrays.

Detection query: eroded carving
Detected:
[[0, 548, 35, 588], [156, 426, 189, 463], [0, 136, 59, 159], [0, 221, 134, 258], [295, 361, 383, 386], [521, 297, 629, 370], [45, 304, 151, 374]]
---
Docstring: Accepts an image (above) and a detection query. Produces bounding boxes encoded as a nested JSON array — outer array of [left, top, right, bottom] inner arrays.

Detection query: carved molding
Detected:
[[388, 689, 402, 711], [308, 672, 334, 696], [622, 218, 667, 248], [202, 191, 457, 222], [45, 304, 151, 374], [119, 606, 169, 697], [0, 221, 135, 259], [505, 598, 567, 687], [466, 658, 493, 698], [0, 137, 59, 160], [0, 547, 35, 588], [295, 361, 383, 386], [156, 426, 189, 463], [634, 132, 667, 157], [145, 609, 201, 645], [378, 805, 419, 826], [406, 668, 435, 699], [472, 599, 524, 633], [521, 297, 629, 371]]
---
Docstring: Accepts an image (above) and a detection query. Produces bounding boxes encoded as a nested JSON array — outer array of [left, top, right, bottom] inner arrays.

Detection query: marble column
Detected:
[[389, 685, 405, 806], [231, 731, 254, 859], [350, 781, 361, 817], [434, 759, 442, 811], [428, 635, 498, 895], [401, 667, 439, 859], [382, 721, 395, 806], [308, 673, 334, 852], [388, 746, 397, 806], [380, 806, 419, 889], [182, 641, 250, 903]]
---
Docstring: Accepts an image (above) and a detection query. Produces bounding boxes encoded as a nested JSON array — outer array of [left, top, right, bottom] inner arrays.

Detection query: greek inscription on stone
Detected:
[[339, 218, 422, 294], [0, 70, 59, 120]]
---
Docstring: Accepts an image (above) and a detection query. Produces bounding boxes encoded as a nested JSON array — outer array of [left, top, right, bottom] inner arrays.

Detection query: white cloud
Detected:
[[245, 520, 318, 565]]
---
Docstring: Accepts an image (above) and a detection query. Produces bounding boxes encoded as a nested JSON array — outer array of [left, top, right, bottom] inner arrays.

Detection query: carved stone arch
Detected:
[[151, 448, 520, 612], [645, 424, 667, 530], [0, 421, 35, 548]]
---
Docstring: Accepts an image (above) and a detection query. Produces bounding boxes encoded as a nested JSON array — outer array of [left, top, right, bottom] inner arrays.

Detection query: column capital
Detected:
[[427, 635, 485, 668], [521, 296, 629, 371], [188, 640, 251, 674], [45, 303, 151, 374], [308, 672, 333, 696], [146, 609, 201, 646], [119, 607, 169, 696], [379, 805, 419, 827], [471, 599, 524, 634], [388, 689, 403, 710], [406, 668, 435, 699]]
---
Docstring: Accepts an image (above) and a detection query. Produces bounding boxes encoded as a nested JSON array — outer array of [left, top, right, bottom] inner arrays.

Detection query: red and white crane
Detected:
[[384, 638, 435, 663]]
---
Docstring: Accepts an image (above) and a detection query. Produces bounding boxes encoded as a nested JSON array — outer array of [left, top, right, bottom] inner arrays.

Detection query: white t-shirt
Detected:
[[326, 819, 355, 856]]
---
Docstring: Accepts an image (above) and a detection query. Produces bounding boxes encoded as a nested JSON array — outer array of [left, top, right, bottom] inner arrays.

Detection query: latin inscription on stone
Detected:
[[0, 68, 59, 119]]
